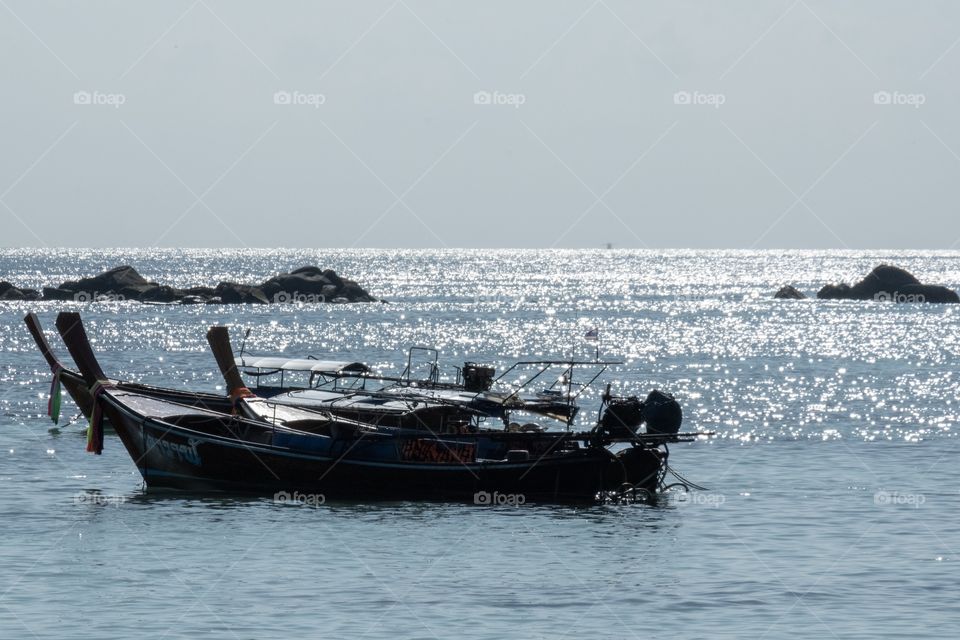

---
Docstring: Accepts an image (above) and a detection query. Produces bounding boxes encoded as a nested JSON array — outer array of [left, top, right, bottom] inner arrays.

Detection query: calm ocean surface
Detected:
[[1, 249, 959, 639]]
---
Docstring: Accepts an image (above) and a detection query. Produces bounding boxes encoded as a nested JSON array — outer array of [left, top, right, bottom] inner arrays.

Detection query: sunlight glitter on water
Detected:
[[3, 249, 960, 639], [2, 249, 959, 443]]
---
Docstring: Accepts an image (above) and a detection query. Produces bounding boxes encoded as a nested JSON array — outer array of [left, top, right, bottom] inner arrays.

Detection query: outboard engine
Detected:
[[462, 362, 495, 392], [641, 390, 683, 435], [615, 446, 665, 494], [599, 396, 644, 437]]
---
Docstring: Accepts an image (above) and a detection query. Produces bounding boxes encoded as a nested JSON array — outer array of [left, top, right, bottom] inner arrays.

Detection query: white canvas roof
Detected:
[[235, 356, 370, 375]]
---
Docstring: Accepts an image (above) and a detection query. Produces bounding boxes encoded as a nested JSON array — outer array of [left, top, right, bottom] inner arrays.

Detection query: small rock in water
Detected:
[[773, 285, 806, 300]]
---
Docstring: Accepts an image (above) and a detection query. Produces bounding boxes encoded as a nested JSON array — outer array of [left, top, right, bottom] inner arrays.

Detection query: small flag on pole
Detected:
[[584, 327, 600, 359]]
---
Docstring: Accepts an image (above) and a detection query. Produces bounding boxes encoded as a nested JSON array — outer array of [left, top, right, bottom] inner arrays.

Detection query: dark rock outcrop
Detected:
[[140, 285, 182, 303], [258, 266, 377, 303], [0, 281, 40, 301], [18, 265, 379, 304], [214, 282, 270, 305], [816, 283, 853, 300], [817, 264, 958, 304], [55, 265, 157, 301], [180, 286, 217, 298], [41, 287, 76, 301], [774, 285, 807, 300]]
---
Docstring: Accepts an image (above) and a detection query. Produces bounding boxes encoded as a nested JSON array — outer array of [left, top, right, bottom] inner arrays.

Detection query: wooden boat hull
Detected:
[[58, 368, 97, 418], [56, 369, 666, 497], [102, 391, 659, 502]]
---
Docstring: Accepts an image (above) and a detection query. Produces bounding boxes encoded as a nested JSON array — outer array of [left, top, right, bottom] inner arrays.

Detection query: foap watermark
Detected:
[[676, 491, 726, 508], [874, 291, 925, 304], [873, 90, 925, 108], [273, 90, 326, 108], [673, 90, 725, 109], [74, 291, 126, 303], [473, 90, 526, 108], [73, 90, 126, 108], [273, 291, 327, 304], [274, 490, 326, 506], [874, 490, 925, 508], [74, 492, 126, 507], [474, 490, 526, 506]]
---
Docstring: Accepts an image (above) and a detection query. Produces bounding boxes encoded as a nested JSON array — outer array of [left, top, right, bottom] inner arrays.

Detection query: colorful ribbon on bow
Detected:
[[48, 364, 63, 425], [86, 382, 107, 455]]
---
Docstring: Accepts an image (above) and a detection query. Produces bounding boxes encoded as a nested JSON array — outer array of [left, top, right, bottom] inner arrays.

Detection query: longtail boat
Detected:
[[51, 311, 697, 502]]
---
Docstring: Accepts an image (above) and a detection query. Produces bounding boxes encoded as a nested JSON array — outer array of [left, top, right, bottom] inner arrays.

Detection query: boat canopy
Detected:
[[235, 356, 371, 375]]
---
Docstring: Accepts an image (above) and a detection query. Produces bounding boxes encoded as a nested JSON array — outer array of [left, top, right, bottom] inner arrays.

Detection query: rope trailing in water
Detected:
[[86, 382, 107, 455], [665, 465, 708, 491], [48, 364, 62, 425]]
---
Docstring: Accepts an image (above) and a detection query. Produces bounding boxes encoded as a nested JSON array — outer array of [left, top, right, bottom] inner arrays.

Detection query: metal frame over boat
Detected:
[[235, 343, 627, 430]]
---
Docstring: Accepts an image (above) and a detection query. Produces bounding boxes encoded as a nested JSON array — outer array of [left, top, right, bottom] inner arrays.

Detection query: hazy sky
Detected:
[[2, 1, 959, 249]]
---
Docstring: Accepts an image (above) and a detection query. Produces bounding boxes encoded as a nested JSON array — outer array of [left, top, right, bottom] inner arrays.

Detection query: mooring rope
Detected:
[[664, 465, 709, 491]]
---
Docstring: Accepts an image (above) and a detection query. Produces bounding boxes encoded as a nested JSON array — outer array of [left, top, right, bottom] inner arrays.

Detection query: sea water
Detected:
[[1, 249, 958, 639]]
